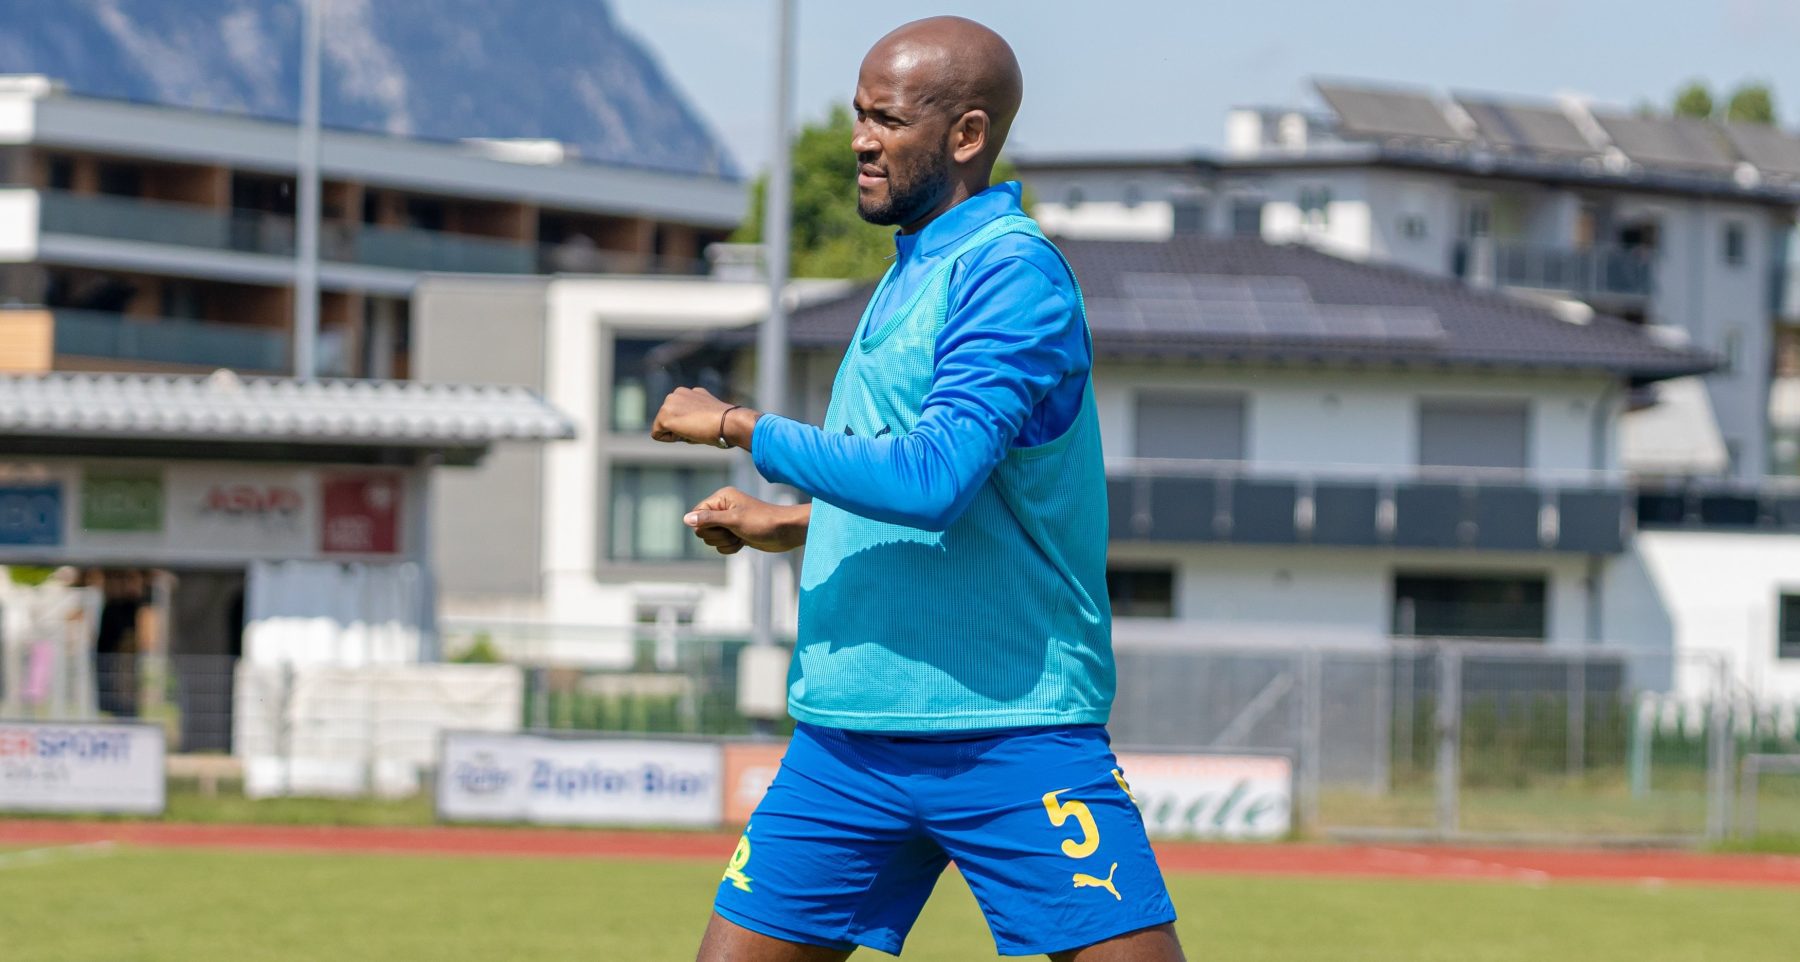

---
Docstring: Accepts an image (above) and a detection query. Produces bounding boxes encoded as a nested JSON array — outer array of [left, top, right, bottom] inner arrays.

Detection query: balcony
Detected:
[[31, 189, 704, 277], [1452, 239, 1654, 304], [1107, 460, 1630, 554], [0, 308, 289, 372], [1636, 478, 1800, 532]]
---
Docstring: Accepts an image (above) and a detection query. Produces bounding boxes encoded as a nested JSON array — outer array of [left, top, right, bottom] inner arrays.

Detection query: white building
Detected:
[[0, 74, 744, 381], [414, 233, 1800, 700], [1020, 79, 1800, 482]]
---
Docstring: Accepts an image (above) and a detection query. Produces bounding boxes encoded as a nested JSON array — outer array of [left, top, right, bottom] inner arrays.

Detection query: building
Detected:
[[414, 232, 1800, 699], [0, 74, 744, 381], [1019, 79, 1800, 480], [0, 370, 572, 749]]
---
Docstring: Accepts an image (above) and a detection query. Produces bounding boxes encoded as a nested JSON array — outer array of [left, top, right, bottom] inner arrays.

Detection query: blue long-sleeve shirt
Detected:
[[750, 182, 1089, 530]]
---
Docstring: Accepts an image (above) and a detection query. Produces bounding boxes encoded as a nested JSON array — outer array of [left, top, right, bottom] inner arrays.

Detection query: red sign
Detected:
[[202, 484, 303, 518], [321, 476, 402, 555]]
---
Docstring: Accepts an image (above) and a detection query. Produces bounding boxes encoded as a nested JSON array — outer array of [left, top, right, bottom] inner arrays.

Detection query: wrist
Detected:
[[725, 406, 762, 450]]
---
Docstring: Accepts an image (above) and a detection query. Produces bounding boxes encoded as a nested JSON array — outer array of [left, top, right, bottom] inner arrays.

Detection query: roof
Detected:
[[771, 236, 1716, 383], [0, 371, 575, 447]]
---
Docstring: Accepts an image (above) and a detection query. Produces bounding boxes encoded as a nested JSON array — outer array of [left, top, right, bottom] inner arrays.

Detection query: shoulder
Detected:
[[949, 229, 1077, 302]]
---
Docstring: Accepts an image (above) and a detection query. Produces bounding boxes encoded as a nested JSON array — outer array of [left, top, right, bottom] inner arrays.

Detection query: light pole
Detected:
[[294, 0, 322, 380], [750, 0, 796, 655]]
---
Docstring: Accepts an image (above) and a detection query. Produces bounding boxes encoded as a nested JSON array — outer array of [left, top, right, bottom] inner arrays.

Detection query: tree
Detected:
[[734, 105, 1025, 280], [1671, 80, 1715, 120], [1725, 82, 1777, 125]]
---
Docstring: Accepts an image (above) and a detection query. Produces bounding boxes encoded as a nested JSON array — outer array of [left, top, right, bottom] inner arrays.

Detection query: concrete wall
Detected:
[[1094, 364, 1618, 475], [412, 275, 551, 602]]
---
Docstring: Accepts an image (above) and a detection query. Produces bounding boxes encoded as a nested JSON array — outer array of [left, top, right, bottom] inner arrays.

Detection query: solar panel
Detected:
[[1723, 122, 1800, 179], [1092, 275, 1446, 344], [1316, 81, 1470, 143], [1591, 112, 1738, 173], [1455, 97, 1598, 157]]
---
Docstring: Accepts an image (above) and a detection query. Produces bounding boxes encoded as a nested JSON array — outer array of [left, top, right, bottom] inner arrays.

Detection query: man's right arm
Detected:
[[685, 487, 810, 555]]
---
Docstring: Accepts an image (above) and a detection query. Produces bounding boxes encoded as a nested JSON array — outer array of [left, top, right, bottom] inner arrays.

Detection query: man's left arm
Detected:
[[747, 254, 1085, 530], [650, 253, 1084, 531]]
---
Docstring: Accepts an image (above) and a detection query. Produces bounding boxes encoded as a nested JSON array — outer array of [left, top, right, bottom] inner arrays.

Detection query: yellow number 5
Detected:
[[1042, 789, 1100, 858]]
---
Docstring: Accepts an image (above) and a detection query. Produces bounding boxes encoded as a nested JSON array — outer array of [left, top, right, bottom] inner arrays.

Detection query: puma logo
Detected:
[[842, 425, 892, 437], [1072, 862, 1120, 901]]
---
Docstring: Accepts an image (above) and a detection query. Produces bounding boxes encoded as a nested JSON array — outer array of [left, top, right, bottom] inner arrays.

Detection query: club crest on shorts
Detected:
[[722, 832, 754, 893]]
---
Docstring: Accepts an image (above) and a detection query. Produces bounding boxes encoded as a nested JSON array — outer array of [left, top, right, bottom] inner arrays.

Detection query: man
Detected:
[[651, 16, 1183, 961]]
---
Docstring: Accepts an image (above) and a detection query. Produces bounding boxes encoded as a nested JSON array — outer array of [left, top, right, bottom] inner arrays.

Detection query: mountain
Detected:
[[0, 0, 737, 178]]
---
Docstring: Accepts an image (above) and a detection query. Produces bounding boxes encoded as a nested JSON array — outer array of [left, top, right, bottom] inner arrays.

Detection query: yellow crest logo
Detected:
[[722, 833, 753, 893]]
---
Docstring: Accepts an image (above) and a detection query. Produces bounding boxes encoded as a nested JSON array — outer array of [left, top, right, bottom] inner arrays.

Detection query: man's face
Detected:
[[851, 54, 954, 228]]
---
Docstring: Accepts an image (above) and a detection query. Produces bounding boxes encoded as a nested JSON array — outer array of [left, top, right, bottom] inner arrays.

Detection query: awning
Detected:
[[0, 370, 574, 448]]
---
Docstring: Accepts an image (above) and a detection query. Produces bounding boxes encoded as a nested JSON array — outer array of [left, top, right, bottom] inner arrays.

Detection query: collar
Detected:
[[892, 181, 1026, 262]]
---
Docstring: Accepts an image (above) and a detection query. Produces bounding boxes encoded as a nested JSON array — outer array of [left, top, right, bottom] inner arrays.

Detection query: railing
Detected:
[[1636, 477, 1800, 532], [1452, 238, 1655, 300], [51, 308, 289, 371], [1106, 458, 1630, 554]]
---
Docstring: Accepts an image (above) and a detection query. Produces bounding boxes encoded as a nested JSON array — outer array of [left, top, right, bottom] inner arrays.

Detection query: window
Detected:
[[1417, 400, 1530, 470], [610, 335, 738, 433], [1122, 183, 1143, 209], [1135, 393, 1246, 462], [1779, 594, 1800, 660], [1398, 213, 1428, 240], [1171, 199, 1207, 235], [1723, 221, 1747, 267], [1107, 566, 1175, 618], [1298, 186, 1331, 229], [1722, 326, 1743, 374], [608, 465, 729, 562], [1063, 186, 1085, 207], [47, 154, 74, 191], [1230, 198, 1264, 237], [1392, 573, 1547, 640]]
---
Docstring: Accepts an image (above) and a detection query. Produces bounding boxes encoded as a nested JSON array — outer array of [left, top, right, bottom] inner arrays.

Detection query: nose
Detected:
[[851, 120, 879, 157]]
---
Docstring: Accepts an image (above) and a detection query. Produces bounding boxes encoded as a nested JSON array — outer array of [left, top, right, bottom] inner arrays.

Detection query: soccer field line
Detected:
[[1364, 847, 1554, 885], [0, 841, 118, 872]]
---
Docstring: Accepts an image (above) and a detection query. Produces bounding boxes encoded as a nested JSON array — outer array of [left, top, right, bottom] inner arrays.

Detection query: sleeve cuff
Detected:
[[750, 413, 793, 485]]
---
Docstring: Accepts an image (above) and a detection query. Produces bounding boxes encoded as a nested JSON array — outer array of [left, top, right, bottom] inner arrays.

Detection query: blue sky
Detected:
[[609, 0, 1800, 174]]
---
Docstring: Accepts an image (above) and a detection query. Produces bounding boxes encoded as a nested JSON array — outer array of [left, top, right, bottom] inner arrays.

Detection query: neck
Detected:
[[898, 173, 989, 235]]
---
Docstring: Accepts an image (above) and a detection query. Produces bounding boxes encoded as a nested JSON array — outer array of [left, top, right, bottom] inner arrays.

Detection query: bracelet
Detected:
[[716, 405, 743, 449]]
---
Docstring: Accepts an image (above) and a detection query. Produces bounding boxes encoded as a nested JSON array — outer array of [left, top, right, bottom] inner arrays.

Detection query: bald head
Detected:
[[863, 16, 1023, 160], [850, 17, 1023, 231]]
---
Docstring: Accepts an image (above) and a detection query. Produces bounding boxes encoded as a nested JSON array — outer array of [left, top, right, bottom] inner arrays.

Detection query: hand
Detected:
[[684, 486, 811, 555], [650, 386, 758, 448]]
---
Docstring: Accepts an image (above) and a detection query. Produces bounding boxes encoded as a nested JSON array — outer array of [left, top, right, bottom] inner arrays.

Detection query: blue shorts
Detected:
[[713, 723, 1177, 956]]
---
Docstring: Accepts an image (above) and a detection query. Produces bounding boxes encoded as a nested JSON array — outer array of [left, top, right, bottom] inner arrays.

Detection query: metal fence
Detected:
[[6, 631, 1798, 843]]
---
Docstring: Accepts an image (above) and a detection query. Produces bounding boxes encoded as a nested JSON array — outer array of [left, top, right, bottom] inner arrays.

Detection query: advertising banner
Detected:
[[321, 475, 402, 555], [82, 469, 164, 533], [167, 468, 314, 558], [0, 721, 166, 815], [0, 483, 62, 546], [1114, 751, 1292, 840], [437, 732, 722, 828], [721, 740, 787, 824]]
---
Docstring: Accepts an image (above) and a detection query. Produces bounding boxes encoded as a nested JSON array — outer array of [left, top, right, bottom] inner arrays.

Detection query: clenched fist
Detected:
[[650, 386, 761, 449], [685, 486, 811, 555]]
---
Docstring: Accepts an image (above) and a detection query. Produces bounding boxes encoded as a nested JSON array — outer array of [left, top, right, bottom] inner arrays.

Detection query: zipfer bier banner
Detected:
[[437, 732, 723, 827], [0, 721, 166, 815], [1114, 751, 1292, 840]]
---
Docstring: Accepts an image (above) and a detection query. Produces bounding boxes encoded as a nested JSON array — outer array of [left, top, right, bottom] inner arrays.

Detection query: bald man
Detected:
[[652, 16, 1183, 961]]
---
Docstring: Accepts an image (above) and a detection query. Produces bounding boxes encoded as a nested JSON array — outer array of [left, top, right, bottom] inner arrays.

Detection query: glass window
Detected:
[[610, 335, 738, 433], [1779, 594, 1800, 660], [1392, 573, 1547, 640], [47, 154, 75, 191], [1063, 186, 1085, 207], [1135, 393, 1246, 462], [1107, 566, 1175, 618], [1418, 399, 1530, 470], [1230, 199, 1264, 237], [1723, 221, 1747, 267], [608, 465, 729, 562], [1122, 183, 1143, 209], [1299, 185, 1331, 228]]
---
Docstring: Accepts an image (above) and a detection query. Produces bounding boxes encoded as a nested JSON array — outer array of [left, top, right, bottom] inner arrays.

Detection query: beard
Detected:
[[856, 149, 951, 227]]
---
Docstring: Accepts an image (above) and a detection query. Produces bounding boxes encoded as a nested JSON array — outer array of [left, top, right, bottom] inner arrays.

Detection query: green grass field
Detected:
[[0, 846, 1792, 962]]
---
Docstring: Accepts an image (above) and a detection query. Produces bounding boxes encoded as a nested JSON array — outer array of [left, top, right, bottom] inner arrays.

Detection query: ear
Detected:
[[949, 109, 990, 165]]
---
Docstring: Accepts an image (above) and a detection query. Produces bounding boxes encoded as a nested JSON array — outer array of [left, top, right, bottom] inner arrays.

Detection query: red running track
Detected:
[[2, 820, 1797, 888]]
